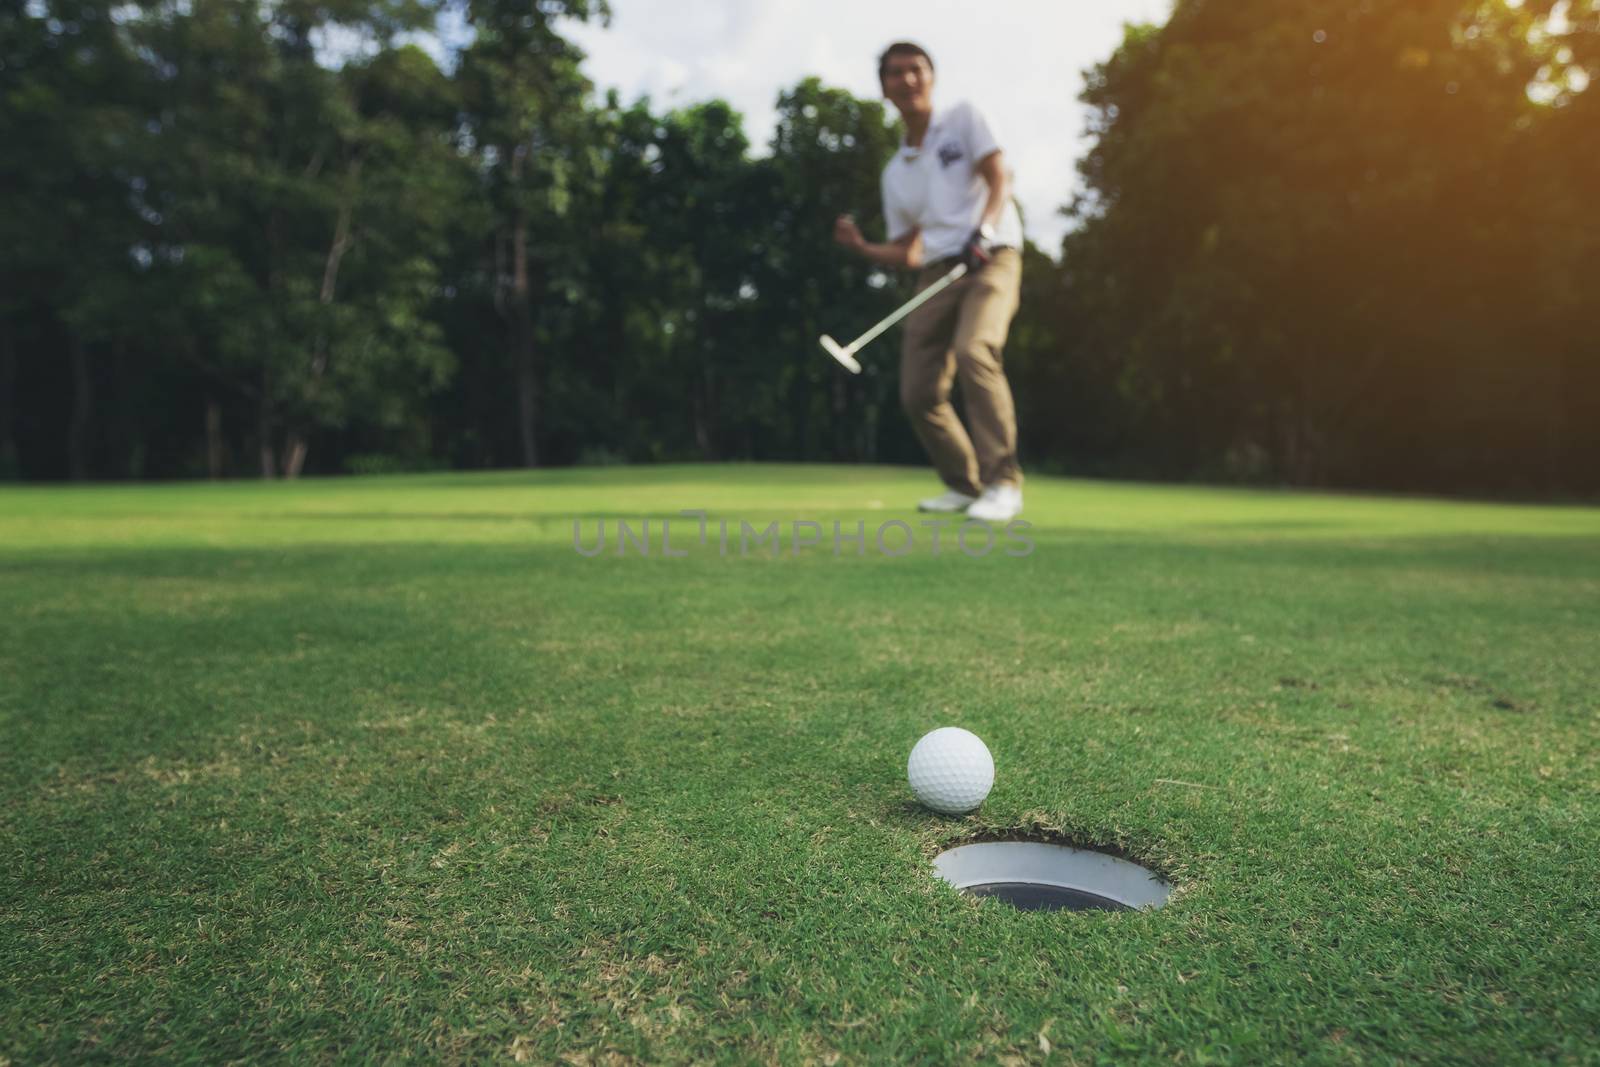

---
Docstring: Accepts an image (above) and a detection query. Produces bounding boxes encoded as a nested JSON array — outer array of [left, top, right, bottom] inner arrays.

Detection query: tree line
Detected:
[[2, 0, 1594, 493]]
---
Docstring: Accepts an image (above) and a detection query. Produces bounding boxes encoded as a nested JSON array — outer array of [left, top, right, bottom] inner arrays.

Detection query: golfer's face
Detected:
[[882, 55, 934, 114]]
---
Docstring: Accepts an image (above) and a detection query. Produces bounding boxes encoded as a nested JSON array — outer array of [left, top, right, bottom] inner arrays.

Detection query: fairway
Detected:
[[3, 465, 1598, 1064]]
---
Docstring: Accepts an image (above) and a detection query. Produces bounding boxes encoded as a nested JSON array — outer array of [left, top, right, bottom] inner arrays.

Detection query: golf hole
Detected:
[[933, 841, 1172, 913]]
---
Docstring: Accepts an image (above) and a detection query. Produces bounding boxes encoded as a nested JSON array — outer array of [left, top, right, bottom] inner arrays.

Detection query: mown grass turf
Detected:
[[3, 464, 1598, 1065]]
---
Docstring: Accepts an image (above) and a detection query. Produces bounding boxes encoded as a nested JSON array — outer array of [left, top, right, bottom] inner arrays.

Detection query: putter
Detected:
[[820, 261, 968, 374]]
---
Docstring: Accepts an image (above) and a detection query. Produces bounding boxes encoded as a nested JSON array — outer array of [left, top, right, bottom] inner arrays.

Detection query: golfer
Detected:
[[834, 41, 1026, 522]]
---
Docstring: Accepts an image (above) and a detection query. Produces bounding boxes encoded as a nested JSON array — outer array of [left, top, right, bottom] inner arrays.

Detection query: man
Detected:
[[833, 41, 1026, 522]]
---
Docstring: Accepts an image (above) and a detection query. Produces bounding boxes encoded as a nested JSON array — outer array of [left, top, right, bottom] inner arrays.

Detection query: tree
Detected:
[[0, 0, 153, 479], [1520, 0, 1600, 487], [453, 0, 609, 468], [587, 98, 764, 461], [124, 0, 456, 477], [752, 78, 902, 462], [1065, 0, 1584, 490]]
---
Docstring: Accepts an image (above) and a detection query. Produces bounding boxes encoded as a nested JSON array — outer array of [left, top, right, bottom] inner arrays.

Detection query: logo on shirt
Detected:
[[937, 141, 964, 169]]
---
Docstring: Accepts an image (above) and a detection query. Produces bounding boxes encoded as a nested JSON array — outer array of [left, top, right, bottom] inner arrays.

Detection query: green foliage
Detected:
[[753, 79, 907, 463], [447, 0, 610, 467], [2, 0, 1594, 492], [1062, 0, 1598, 490], [4, 0, 460, 478]]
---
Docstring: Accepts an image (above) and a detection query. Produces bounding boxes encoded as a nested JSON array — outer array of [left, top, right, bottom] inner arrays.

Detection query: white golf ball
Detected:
[[907, 727, 994, 814]]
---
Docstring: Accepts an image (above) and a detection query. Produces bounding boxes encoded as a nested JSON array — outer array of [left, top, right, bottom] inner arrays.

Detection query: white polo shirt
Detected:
[[882, 100, 1025, 262]]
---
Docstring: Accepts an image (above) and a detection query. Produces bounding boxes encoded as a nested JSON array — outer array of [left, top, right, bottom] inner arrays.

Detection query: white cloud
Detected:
[[565, 0, 1173, 254]]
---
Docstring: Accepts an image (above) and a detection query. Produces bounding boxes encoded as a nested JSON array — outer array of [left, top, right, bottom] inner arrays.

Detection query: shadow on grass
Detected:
[[3, 531, 1597, 582]]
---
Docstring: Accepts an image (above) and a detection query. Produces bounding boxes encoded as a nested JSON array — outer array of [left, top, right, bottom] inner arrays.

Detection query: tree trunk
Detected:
[[511, 216, 539, 468], [284, 155, 361, 482], [705, 354, 717, 459], [283, 435, 309, 479], [497, 143, 540, 470], [831, 371, 848, 461], [0, 319, 16, 477], [1548, 334, 1569, 495], [259, 371, 277, 478], [694, 364, 718, 460], [693, 402, 713, 460], [864, 391, 880, 464], [67, 331, 92, 481], [206, 398, 224, 479]]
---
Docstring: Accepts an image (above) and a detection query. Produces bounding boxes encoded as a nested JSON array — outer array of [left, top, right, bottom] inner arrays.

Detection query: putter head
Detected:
[[819, 334, 862, 374]]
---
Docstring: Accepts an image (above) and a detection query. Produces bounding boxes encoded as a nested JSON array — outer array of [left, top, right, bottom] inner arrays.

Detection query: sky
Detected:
[[562, 0, 1175, 254]]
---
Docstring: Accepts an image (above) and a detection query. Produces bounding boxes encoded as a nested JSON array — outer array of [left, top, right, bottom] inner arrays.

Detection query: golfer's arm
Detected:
[[976, 150, 1010, 232], [856, 229, 924, 271]]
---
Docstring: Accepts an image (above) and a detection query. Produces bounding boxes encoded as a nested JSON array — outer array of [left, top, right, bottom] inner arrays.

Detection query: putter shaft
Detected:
[[845, 262, 967, 354], [819, 261, 969, 373]]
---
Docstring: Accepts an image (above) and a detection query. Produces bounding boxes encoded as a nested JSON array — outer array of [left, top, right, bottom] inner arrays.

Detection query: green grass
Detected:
[[3, 464, 1598, 1065]]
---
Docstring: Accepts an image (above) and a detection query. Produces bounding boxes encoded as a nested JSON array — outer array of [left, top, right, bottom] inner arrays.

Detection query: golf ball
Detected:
[[907, 727, 994, 814]]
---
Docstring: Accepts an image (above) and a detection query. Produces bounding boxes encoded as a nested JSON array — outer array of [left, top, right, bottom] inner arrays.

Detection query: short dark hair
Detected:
[[878, 42, 934, 84]]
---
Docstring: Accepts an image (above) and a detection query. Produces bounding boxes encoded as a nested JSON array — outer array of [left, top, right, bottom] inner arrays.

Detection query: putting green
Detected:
[[3, 465, 1597, 1063]]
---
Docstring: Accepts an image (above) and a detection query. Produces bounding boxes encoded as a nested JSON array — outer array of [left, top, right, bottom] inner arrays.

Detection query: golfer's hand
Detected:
[[833, 214, 866, 253], [962, 228, 995, 273]]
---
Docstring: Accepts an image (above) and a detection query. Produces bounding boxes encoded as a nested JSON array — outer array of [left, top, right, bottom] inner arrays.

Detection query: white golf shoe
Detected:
[[917, 489, 978, 513], [966, 484, 1023, 522]]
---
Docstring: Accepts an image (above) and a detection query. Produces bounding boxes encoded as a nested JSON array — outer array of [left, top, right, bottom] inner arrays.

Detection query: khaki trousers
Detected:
[[899, 248, 1023, 497]]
